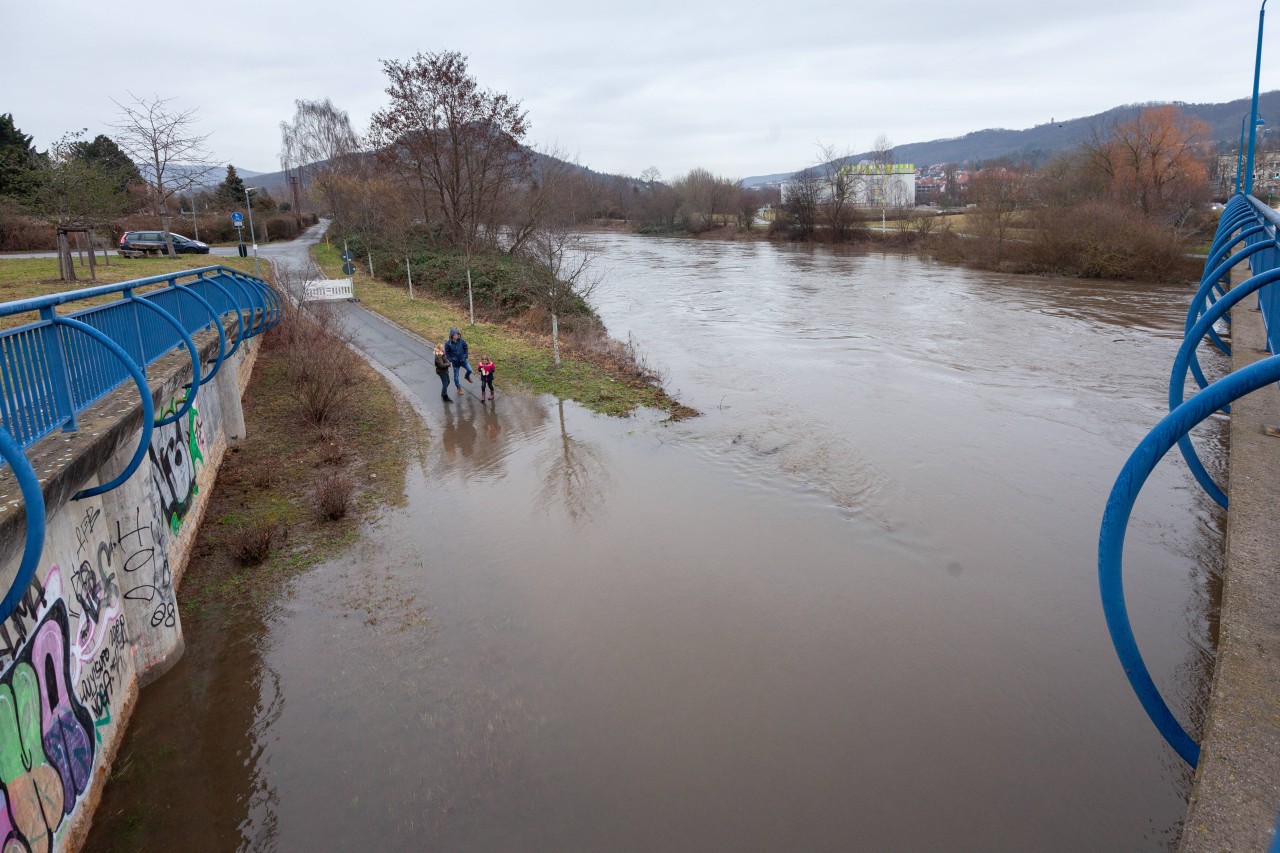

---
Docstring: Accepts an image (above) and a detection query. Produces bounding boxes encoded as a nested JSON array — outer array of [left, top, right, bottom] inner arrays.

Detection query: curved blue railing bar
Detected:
[[56, 316, 156, 502], [1191, 229, 1269, 357], [199, 275, 249, 360], [0, 425, 45, 624], [1170, 266, 1280, 507], [0, 264, 279, 605], [1101, 353, 1280, 767], [173, 284, 228, 385], [127, 294, 200, 427], [1101, 184, 1280, 768]]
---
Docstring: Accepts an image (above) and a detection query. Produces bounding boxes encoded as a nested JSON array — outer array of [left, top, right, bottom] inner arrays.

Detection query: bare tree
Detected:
[[676, 167, 736, 231], [780, 167, 823, 239], [280, 98, 363, 216], [1080, 105, 1210, 226], [112, 94, 217, 257], [816, 143, 862, 242], [872, 133, 895, 168], [970, 167, 1029, 258], [736, 185, 768, 230], [369, 51, 531, 323], [519, 218, 597, 368]]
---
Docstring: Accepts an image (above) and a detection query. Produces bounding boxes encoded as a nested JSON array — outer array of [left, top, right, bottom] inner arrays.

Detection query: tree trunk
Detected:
[[466, 266, 475, 326], [58, 232, 76, 282], [161, 212, 176, 257], [551, 311, 560, 367]]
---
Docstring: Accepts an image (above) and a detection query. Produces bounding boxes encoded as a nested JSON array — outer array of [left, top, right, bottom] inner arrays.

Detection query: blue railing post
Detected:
[[122, 286, 147, 368]]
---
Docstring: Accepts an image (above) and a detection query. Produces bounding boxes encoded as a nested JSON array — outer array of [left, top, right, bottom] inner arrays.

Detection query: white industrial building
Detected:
[[781, 162, 916, 208]]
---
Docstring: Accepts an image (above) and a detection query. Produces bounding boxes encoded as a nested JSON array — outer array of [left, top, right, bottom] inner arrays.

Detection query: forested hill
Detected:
[[741, 90, 1280, 187]]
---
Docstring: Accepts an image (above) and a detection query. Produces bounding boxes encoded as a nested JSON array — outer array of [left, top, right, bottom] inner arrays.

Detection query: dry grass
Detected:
[[183, 314, 421, 618], [230, 518, 282, 565], [314, 473, 356, 520], [0, 255, 261, 330]]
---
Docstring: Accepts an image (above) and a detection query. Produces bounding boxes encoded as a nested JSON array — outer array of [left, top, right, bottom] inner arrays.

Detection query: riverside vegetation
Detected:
[[312, 241, 694, 419]]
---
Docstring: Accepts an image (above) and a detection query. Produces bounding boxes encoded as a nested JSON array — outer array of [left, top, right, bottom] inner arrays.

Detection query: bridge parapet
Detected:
[[0, 266, 278, 852], [1097, 193, 1280, 850]]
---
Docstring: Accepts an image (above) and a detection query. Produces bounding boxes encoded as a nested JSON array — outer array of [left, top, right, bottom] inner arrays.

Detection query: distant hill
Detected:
[[741, 91, 1280, 186], [135, 163, 266, 191], [241, 148, 613, 204]]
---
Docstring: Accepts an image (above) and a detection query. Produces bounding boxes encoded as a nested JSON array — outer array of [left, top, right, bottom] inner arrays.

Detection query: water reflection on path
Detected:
[[86, 236, 1221, 851]]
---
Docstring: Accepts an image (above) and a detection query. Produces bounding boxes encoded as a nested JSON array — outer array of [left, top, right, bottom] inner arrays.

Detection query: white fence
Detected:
[[301, 278, 354, 302]]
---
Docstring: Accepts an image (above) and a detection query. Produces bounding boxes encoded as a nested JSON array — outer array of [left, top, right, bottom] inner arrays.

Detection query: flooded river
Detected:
[[87, 235, 1221, 851]]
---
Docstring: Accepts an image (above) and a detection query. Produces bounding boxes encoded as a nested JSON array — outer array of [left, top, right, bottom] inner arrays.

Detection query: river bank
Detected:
[[311, 241, 695, 419], [81, 296, 421, 850], [627, 214, 1206, 283], [70, 229, 1216, 850]]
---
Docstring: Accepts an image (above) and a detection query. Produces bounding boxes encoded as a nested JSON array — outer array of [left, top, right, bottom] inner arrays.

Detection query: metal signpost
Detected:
[[232, 211, 246, 257], [244, 188, 262, 277]]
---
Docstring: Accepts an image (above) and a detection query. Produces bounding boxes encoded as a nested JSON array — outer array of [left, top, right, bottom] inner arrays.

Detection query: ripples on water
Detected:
[[85, 236, 1222, 852]]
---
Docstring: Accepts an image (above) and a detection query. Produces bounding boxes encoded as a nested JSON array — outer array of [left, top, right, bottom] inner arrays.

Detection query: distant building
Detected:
[[781, 162, 916, 208], [1217, 151, 1280, 199], [840, 163, 916, 207]]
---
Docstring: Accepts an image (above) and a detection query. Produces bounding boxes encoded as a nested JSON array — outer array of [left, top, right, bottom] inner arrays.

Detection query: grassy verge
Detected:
[[312, 241, 694, 419], [182, 332, 420, 618], [0, 254, 261, 330]]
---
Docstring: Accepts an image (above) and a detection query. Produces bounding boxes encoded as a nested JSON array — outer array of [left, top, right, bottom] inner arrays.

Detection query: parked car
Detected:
[[118, 231, 210, 258]]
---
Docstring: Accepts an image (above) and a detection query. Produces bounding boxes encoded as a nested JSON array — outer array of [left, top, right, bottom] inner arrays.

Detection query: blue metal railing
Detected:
[[0, 264, 280, 622], [1098, 191, 1280, 767]]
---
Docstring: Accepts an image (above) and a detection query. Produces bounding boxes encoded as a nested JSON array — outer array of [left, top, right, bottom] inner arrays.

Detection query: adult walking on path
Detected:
[[434, 345, 452, 401], [445, 328, 474, 396]]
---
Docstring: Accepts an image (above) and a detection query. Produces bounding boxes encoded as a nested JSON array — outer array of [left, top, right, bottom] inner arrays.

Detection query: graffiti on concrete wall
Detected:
[[116, 505, 175, 631], [0, 496, 165, 850], [0, 599, 96, 853], [149, 398, 206, 534]]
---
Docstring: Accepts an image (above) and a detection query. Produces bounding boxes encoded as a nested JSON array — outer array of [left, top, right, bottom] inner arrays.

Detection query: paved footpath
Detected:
[[258, 224, 488, 413]]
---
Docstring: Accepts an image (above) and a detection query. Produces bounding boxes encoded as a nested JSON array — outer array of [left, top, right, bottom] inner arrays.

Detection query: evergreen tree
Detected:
[[0, 113, 45, 199], [70, 134, 142, 193], [214, 164, 246, 210]]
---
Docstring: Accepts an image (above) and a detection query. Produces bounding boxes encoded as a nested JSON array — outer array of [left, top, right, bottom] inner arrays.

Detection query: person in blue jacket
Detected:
[[444, 328, 474, 395]]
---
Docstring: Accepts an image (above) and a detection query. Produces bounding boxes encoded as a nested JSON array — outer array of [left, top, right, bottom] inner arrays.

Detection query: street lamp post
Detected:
[[1239, 116, 1248, 194], [245, 186, 261, 277], [183, 192, 200, 241], [1245, 0, 1268, 195]]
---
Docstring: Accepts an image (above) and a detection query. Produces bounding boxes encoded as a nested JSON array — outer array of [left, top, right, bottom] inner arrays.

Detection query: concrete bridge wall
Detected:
[[0, 327, 258, 852]]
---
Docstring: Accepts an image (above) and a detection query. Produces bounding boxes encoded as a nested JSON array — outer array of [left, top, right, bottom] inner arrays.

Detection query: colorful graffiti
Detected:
[[0, 601, 95, 853], [0, 503, 155, 851], [149, 399, 205, 534]]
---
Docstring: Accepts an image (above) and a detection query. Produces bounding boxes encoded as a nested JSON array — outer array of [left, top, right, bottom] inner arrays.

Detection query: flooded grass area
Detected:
[[82, 318, 421, 851], [83, 233, 1221, 850]]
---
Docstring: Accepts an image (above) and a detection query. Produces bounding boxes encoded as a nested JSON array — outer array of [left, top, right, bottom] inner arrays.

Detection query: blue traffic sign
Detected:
[[231, 212, 244, 225]]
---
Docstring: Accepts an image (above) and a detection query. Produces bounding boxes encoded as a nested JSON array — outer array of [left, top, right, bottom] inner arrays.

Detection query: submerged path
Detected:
[[82, 225, 1212, 851]]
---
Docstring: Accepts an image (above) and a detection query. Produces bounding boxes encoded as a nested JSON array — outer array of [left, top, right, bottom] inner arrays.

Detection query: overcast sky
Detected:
[[3, 0, 1278, 180]]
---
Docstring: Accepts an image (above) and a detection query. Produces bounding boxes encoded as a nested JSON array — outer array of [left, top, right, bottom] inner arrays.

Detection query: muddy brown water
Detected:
[[86, 235, 1223, 851]]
